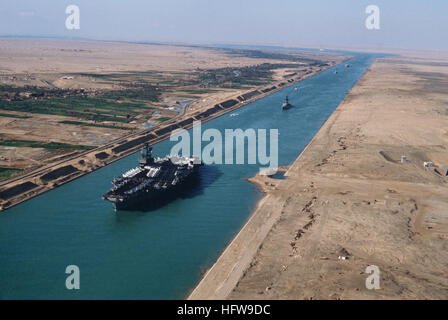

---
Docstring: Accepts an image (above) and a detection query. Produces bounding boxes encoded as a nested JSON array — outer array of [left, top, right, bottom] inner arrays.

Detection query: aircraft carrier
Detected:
[[102, 144, 202, 210]]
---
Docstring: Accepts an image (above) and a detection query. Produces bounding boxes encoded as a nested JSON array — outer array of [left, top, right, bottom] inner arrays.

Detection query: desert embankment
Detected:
[[189, 55, 448, 299]]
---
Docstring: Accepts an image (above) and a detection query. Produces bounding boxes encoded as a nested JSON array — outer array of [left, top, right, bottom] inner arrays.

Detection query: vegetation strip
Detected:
[[0, 167, 22, 181], [0, 113, 30, 119], [0, 140, 94, 150], [59, 120, 133, 130]]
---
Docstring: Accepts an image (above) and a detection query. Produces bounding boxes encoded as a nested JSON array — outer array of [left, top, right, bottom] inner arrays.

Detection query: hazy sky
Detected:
[[1, 0, 447, 50]]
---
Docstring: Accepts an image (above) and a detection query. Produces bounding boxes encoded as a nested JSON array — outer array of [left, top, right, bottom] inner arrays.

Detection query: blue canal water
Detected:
[[0, 53, 377, 299]]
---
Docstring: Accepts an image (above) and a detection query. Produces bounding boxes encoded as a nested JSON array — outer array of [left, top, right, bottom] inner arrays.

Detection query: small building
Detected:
[[401, 156, 407, 163], [424, 161, 435, 168]]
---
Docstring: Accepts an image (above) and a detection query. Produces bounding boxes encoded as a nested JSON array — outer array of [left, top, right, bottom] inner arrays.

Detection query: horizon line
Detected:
[[1, 34, 447, 55]]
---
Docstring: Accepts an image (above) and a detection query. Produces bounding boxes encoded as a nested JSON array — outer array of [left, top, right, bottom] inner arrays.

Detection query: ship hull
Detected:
[[106, 169, 200, 211], [111, 190, 161, 211]]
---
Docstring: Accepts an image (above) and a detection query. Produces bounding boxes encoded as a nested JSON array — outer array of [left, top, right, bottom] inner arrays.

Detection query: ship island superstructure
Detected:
[[102, 144, 202, 210]]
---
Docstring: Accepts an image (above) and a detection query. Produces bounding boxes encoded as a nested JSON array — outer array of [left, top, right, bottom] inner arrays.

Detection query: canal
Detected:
[[0, 52, 377, 299]]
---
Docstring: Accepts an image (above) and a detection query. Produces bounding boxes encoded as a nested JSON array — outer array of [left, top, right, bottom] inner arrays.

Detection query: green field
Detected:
[[0, 113, 30, 119], [0, 82, 160, 123], [0, 96, 147, 122], [0, 140, 94, 150], [0, 167, 21, 180], [154, 117, 172, 123], [179, 89, 218, 94], [59, 120, 133, 130], [219, 48, 323, 64], [197, 63, 299, 88]]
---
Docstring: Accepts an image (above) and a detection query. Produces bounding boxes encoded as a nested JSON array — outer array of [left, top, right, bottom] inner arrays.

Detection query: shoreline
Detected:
[[0, 58, 347, 212]]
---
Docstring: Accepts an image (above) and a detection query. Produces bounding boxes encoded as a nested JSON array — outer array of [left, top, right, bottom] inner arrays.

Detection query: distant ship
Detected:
[[281, 96, 293, 110], [102, 144, 202, 210]]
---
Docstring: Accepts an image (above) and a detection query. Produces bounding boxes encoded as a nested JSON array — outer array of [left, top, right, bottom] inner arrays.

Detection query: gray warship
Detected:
[[282, 96, 293, 110], [102, 144, 202, 210]]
